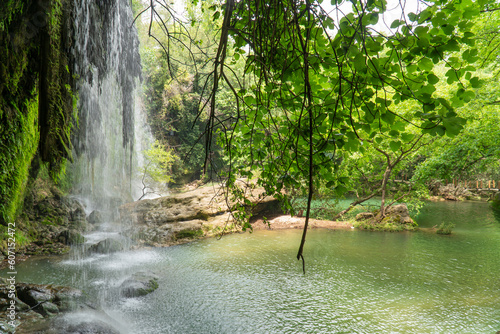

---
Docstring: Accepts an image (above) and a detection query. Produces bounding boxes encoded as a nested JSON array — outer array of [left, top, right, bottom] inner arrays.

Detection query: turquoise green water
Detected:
[[5, 201, 500, 333]]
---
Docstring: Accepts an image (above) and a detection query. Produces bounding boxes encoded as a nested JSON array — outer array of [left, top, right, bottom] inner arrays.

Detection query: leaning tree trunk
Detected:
[[379, 166, 393, 217]]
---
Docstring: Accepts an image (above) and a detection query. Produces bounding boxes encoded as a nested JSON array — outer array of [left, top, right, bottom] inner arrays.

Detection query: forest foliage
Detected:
[[135, 0, 500, 265]]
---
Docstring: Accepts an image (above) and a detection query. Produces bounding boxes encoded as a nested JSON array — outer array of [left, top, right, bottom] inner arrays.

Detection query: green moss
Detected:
[[0, 96, 39, 226], [354, 213, 418, 232], [174, 228, 204, 240], [1, 0, 77, 229]]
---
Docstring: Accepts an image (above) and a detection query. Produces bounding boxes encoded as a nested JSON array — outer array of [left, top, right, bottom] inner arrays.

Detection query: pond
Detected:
[[5, 200, 500, 333]]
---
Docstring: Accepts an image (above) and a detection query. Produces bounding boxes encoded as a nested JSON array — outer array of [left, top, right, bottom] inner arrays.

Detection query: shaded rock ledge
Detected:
[[119, 185, 282, 247]]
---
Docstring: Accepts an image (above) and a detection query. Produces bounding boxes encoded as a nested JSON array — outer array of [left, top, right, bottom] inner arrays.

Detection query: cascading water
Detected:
[[69, 0, 143, 210], [52, 0, 155, 331]]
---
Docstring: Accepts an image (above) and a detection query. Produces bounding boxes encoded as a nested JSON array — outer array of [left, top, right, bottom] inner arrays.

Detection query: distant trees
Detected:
[[137, 141, 176, 200]]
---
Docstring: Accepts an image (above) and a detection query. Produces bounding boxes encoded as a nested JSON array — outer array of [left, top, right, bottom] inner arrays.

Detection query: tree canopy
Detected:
[[137, 0, 500, 270]]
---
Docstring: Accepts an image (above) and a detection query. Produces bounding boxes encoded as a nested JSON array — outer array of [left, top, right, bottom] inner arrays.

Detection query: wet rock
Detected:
[[63, 320, 121, 334], [355, 212, 374, 221], [14, 297, 31, 312], [57, 230, 85, 245], [120, 272, 159, 298], [88, 210, 103, 225], [70, 218, 92, 232], [40, 301, 60, 316], [88, 238, 125, 254], [71, 206, 87, 222], [0, 283, 82, 324]]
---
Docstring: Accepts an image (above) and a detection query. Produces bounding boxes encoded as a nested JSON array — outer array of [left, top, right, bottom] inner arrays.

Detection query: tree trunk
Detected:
[[379, 166, 393, 217], [333, 190, 380, 220]]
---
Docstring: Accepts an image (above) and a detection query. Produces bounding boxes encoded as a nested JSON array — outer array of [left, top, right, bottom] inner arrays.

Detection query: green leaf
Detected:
[[446, 69, 459, 84], [443, 117, 465, 137], [380, 111, 395, 124], [437, 98, 453, 111], [390, 19, 402, 29], [460, 90, 475, 102], [401, 133, 415, 142], [436, 125, 446, 136], [389, 130, 399, 137], [353, 53, 366, 70], [469, 77, 481, 88], [244, 95, 256, 105], [418, 58, 434, 71], [408, 12, 418, 22], [389, 141, 401, 152], [427, 73, 439, 85]]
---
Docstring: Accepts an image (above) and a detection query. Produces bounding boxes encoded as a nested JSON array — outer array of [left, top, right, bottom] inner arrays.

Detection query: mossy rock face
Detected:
[[88, 210, 103, 225]]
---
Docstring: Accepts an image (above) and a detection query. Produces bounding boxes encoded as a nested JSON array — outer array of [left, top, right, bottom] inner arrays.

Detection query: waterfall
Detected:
[[55, 1, 155, 331], [69, 0, 146, 213]]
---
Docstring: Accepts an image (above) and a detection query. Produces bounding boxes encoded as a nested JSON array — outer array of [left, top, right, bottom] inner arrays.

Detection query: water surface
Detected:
[[6, 201, 500, 333]]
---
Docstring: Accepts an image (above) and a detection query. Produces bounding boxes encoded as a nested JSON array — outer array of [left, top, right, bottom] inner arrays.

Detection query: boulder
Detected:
[[386, 204, 415, 225], [435, 183, 472, 201], [71, 206, 87, 222], [18, 315, 122, 334], [60, 320, 121, 334], [120, 272, 159, 298]]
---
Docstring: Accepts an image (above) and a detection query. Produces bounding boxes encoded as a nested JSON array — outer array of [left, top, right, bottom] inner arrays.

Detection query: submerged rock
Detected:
[[120, 272, 159, 298], [16, 312, 122, 334]]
